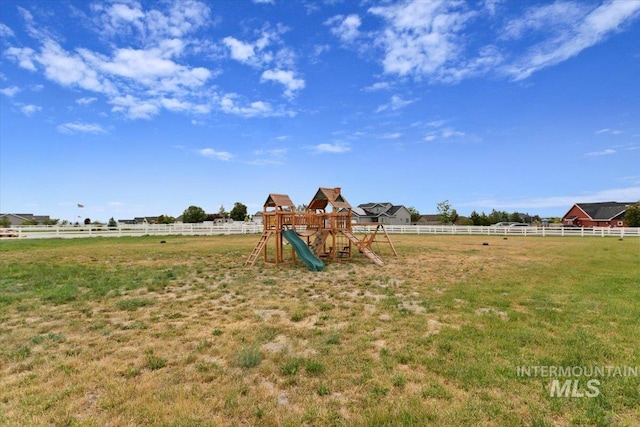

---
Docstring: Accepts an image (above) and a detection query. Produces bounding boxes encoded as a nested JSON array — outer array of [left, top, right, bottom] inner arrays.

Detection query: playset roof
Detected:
[[308, 187, 351, 211], [263, 194, 295, 210]]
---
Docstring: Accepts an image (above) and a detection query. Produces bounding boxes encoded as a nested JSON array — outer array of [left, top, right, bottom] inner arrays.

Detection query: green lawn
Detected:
[[0, 235, 638, 426]]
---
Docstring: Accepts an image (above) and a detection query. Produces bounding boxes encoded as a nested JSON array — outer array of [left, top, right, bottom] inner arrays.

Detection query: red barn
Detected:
[[562, 202, 633, 227]]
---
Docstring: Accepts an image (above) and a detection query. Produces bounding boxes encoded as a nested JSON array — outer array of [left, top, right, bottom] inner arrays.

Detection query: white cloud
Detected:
[[502, 2, 587, 40], [94, 0, 210, 39], [504, 1, 640, 80], [423, 120, 468, 141], [313, 142, 351, 154], [376, 95, 415, 112], [2, 2, 221, 121], [160, 97, 191, 111], [223, 36, 257, 62], [426, 120, 446, 128], [222, 28, 283, 67], [199, 148, 232, 161], [369, 0, 474, 80], [326, 14, 362, 43], [441, 127, 466, 138], [311, 44, 331, 61], [584, 148, 616, 157], [220, 95, 269, 117], [110, 94, 160, 120], [20, 104, 41, 116], [362, 82, 392, 92], [595, 128, 622, 135], [3, 1, 306, 121], [352, 0, 640, 83], [38, 41, 113, 94], [218, 93, 294, 118], [261, 69, 305, 98], [0, 86, 20, 97], [0, 23, 15, 38], [76, 97, 97, 105], [484, 0, 503, 16], [4, 47, 37, 71], [57, 122, 107, 134], [379, 132, 402, 139]]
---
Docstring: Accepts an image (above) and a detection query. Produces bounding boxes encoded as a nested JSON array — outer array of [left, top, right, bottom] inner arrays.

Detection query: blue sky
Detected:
[[1, 0, 639, 222]]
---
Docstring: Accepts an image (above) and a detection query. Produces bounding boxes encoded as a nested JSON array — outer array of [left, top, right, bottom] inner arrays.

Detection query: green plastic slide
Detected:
[[282, 229, 325, 271]]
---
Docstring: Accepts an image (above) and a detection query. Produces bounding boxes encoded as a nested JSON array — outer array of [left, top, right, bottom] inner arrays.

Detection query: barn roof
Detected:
[[573, 202, 633, 220]]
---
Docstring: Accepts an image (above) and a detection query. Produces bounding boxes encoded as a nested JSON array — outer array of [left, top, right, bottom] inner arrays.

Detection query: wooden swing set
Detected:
[[245, 187, 397, 269]]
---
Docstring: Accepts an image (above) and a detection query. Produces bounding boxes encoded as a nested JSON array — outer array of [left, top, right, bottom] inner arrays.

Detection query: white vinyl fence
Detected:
[[1, 223, 638, 240]]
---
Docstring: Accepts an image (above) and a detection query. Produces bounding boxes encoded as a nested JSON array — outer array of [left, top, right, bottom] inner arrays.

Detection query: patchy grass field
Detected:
[[1, 235, 639, 426]]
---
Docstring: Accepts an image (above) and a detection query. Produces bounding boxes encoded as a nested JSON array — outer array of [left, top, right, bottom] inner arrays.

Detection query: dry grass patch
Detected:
[[1, 235, 639, 426]]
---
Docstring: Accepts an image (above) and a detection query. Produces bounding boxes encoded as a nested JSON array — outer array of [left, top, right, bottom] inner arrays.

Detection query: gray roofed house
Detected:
[[351, 202, 411, 225], [0, 213, 52, 226]]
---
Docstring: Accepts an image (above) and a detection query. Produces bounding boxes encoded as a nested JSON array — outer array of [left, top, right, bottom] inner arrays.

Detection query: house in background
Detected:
[[562, 202, 633, 227], [0, 213, 51, 226], [416, 214, 440, 225], [351, 202, 411, 225], [251, 211, 264, 224]]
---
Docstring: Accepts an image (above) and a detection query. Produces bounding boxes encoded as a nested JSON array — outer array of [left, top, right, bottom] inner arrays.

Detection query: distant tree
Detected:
[[42, 218, 59, 225], [470, 211, 491, 226], [509, 212, 523, 223], [21, 219, 39, 225], [182, 205, 206, 223], [218, 205, 228, 219], [625, 203, 640, 227], [108, 217, 117, 228], [297, 204, 308, 212], [450, 209, 459, 224], [488, 209, 509, 224], [84, 218, 91, 225], [407, 206, 421, 223], [437, 200, 455, 224], [0, 216, 11, 227], [230, 202, 248, 222], [157, 215, 175, 224], [460, 217, 474, 225], [469, 210, 481, 225]]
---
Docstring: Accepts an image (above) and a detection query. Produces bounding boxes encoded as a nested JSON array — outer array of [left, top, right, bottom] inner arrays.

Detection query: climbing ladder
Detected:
[[245, 230, 274, 266], [310, 230, 329, 256], [342, 231, 384, 266]]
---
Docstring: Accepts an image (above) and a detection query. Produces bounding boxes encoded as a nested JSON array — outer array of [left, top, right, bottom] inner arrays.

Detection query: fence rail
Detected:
[[1, 223, 638, 240]]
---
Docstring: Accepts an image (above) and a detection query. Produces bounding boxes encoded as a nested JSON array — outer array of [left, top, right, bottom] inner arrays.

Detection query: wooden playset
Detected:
[[245, 187, 397, 270]]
